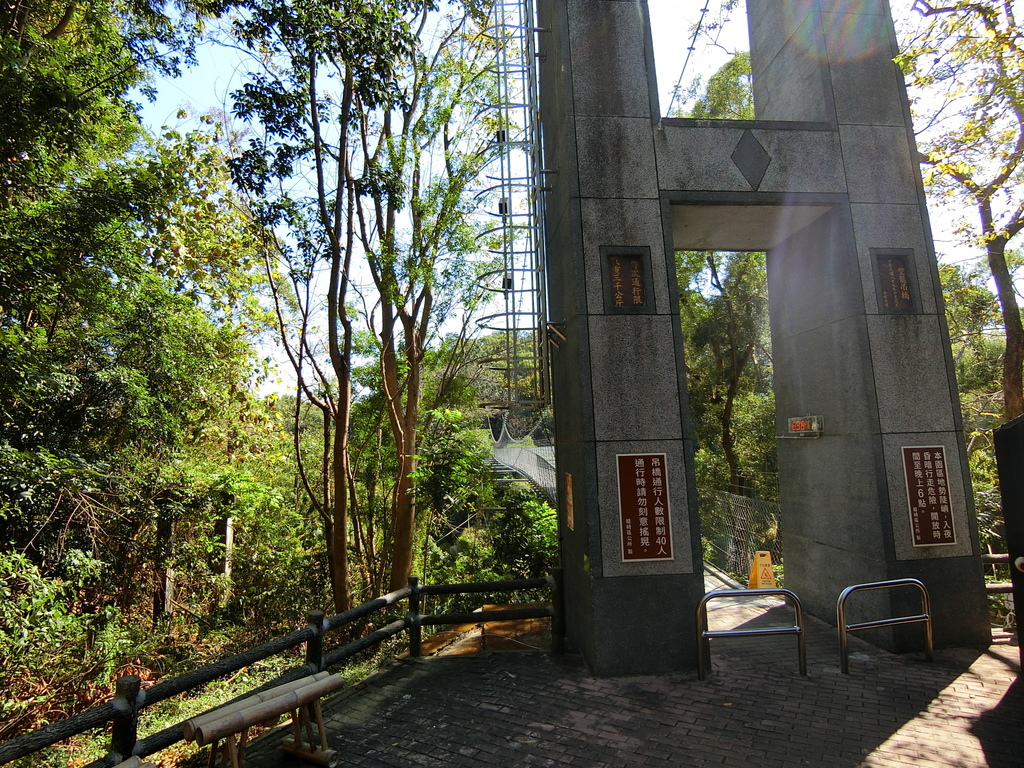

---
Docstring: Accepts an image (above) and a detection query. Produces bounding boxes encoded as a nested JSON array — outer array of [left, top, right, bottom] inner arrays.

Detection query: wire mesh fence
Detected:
[[700, 489, 782, 582]]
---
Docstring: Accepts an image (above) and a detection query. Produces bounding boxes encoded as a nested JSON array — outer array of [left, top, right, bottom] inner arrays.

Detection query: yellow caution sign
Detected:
[[747, 551, 777, 589]]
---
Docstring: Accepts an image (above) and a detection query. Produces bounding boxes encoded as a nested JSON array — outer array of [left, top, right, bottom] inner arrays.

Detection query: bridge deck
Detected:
[[234, 583, 1021, 768]]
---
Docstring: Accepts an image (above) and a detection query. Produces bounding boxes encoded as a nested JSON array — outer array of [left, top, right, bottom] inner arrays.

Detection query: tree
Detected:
[[898, 1, 1024, 419], [228, 0, 496, 604], [227, 0, 425, 612], [688, 50, 752, 120], [0, 0, 277, 618], [938, 259, 1005, 546], [677, 250, 775, 499], [1, 0, 219, 198], [346, 324, 498, 596], [0, 126, 272, 608], [0, 2, 394, 746], [353, 8, 497, 591], [667, 2, 747, 119]]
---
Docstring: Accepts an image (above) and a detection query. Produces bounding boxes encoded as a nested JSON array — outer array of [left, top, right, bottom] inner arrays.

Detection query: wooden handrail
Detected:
[[0, 572, 563, 768]]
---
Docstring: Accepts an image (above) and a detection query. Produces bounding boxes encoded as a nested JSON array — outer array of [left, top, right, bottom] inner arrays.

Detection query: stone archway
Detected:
[[538, 0, 989, 676]]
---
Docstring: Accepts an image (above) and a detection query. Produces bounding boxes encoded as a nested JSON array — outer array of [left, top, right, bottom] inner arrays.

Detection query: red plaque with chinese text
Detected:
[[902, 446, 956, 546], [617, 454, 674, 561]]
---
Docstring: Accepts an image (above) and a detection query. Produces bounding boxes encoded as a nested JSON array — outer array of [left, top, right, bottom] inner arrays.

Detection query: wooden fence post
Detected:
[[407, 576, 421, 657], [305, 610, 325, 672], [110, 675, 142, 761]]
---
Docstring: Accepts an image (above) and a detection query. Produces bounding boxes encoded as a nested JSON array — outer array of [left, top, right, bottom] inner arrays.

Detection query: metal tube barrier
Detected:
[[836, 578, 933, 674], [695, 589, 807, 681]]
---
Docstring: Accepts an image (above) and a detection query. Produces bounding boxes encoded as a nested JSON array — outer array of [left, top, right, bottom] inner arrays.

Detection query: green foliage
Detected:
[[488, 484, 558, 580], [423, 479, 558, 615], [0, 435, 333, 751], [678, 249, 776, 500], [0, 0, 312, 744], [0, 550, 160, 741], [0, 0, 220, 197], [408, 410, 558, 613], [465, 332, 551, 411], [221, 0, 471, 609], [688, 51, 753, 120], [1, 135, 267, 462], [897, 3, 1023, 222], [898, 2, 1024, 418], [939, 260, 1005, 551], [348, 5, 501, 592], [204, 463, 329, 627], [417, 409, 491, 537], [1, 4, 140, 195]]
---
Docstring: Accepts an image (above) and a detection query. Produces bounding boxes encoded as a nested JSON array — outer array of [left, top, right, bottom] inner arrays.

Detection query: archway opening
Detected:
[[671, 201, 835, 586], [676, 248, 779, 584]]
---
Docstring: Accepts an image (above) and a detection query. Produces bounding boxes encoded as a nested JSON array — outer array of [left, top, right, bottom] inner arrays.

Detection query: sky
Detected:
[[140, 3, 744, 130], [137, 1, 982, 274], [648, 0, 749, 116], [139, 25, 258, 131]]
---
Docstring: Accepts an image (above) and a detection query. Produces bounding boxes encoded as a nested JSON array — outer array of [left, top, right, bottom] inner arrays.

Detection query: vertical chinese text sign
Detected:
[[617, 454, 674, 561], [901, 446, 956, 546]]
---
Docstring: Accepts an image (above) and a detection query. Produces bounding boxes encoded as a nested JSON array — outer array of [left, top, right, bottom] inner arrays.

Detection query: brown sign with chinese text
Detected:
[[902, 446, 956, 546], [617, 454, 673, 561]]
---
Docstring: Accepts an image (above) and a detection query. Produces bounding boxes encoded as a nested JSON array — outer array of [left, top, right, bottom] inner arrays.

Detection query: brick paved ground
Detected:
[[239, 593, 1022, 768]]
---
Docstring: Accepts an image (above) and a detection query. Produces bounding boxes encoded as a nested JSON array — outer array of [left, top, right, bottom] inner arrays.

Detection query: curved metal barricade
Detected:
[[696, 588, 807, 681], [836, 578, 933, 674]]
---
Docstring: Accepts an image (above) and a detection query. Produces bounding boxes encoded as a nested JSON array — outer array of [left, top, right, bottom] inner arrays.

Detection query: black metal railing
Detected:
[[0, 571, 563, 767]]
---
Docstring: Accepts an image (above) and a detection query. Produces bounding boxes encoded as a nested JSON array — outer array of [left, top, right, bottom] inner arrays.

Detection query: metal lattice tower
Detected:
[[476, 0, 549, 413]]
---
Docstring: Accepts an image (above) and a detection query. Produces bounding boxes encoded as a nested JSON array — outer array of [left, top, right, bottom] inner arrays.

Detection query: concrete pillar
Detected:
[[538, 0, 989, 675], [749, 0, 989, 647], [538, 0, 705, 676]]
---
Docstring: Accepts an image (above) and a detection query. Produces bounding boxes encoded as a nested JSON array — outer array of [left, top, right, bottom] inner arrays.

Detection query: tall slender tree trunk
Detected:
[[322, 73, 355, 614], [383, 315, 423, 592], [330, 393, 352, 613], [981, 201, 1024, 420], [389, 425, 418, 591], [721, 390, 743, 496], [152, 510, 176, 626]]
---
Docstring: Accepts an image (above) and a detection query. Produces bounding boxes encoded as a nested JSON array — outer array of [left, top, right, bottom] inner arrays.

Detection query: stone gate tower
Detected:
[[538, 0, 990, 676]]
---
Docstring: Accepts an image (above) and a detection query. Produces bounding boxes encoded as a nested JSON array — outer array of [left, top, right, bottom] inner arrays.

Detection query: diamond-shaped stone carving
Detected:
[[731, 129, 771, 190]]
